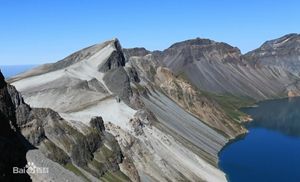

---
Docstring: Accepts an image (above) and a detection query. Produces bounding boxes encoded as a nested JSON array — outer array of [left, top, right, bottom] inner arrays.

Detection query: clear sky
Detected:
[[1, 0, 299, 65]]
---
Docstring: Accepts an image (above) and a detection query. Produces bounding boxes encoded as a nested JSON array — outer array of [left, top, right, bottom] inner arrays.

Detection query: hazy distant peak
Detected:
[[123, 47, 151, 60], [123, 47, 150, 53]]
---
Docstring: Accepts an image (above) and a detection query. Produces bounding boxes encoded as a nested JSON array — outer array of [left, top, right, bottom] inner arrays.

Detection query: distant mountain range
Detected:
[[1, 33, 299, 182]]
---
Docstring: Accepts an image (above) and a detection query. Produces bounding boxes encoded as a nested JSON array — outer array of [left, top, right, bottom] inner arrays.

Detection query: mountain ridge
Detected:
[[6, 33, 300, 182], [243, 33, 300, 75], [125, 34, 300, 100], [9, 38, 231, 181]]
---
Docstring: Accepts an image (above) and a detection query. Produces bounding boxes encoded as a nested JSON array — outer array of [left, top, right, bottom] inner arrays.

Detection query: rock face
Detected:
[[103, 67, 133, 105], [0, 71, 31, 182], [89, 116, 105, 132], [244, 33, 300, 75], [99, 39, 126, 72], [154, 66, 246, 139], [1, 70, 128, 181], [24, 108, 124, 179]]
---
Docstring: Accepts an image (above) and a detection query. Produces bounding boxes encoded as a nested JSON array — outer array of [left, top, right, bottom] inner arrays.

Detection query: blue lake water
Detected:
[[219, 97, 300, 182], [0, 65, 37, 78]]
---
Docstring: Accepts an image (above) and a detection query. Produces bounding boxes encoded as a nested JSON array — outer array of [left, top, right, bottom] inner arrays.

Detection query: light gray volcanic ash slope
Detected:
[[8, 34, 300, 182], [1, 71, 129, 182]]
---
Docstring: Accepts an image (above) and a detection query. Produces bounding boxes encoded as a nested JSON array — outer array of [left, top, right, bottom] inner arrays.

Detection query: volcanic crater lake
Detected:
[[219, 97, 300, 182]]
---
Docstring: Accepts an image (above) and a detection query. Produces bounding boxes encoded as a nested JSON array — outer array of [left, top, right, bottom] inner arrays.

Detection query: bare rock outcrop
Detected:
[[1, 69, 129, 181], [0, 71, 32, 181]]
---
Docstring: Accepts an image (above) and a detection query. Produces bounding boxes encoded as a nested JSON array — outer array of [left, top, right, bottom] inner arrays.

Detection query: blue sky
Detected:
[[0, 0, 299, 65]]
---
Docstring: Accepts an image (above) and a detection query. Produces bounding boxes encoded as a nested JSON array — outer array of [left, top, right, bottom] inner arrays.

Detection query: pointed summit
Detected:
[[98, 38, 126, 72], [8, 38, 126, 83], [46, 38, 125, 73]]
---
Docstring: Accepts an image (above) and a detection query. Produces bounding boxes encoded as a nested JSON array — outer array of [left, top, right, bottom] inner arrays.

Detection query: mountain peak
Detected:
[[8, 38, 125, 82], [70, 39, 122, 64], [260, 33, 300, 50], [166, 37, 241, 54], [160, 37, 242, 73], [244, 33, 300, 75], [168, 37, 216, 49]]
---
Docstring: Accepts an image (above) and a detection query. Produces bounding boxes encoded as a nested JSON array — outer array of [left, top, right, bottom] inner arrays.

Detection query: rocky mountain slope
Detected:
[[7, 33, 300, 181], [127, 54, 247, 139], [244, 33, 300, 76], [1, 70, 129, 182], [148, 37, 300, 100], [9, 39, 232, 182]]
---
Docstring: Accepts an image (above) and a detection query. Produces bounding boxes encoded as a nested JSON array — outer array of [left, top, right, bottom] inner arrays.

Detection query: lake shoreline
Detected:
[[218, 96, 300, 182]]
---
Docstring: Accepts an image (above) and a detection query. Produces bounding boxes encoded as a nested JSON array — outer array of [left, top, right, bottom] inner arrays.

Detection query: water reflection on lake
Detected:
[[219, 97, 300, 182], [243, 97, 300, 137]]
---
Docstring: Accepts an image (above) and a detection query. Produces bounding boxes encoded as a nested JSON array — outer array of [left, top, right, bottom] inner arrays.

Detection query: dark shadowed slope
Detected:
[[0, 70, 31, 182]]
